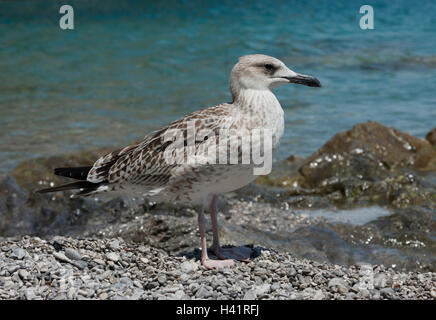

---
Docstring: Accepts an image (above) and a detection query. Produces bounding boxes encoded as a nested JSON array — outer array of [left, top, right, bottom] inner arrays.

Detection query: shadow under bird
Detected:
[[38, 54, 321, 269]]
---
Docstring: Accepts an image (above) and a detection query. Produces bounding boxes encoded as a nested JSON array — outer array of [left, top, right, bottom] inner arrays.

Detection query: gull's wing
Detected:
[[86, 103, 232, 187]]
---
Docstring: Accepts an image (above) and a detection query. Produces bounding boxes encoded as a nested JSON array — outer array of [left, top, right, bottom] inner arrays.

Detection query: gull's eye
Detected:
[[264, 63, 275, 71]]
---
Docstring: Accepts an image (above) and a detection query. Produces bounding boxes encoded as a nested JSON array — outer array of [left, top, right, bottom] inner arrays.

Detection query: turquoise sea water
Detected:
[[1, 0, 435, 171]]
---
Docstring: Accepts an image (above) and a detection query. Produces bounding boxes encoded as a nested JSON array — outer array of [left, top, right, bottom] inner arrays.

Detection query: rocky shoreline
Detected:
[[0, 121, 435, 300], [1, 236, 435, 300]]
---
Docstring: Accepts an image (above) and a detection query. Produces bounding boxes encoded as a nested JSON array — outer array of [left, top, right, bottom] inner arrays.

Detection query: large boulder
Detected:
[[257, 122, 436, 209], [299, 121, 436, 188]]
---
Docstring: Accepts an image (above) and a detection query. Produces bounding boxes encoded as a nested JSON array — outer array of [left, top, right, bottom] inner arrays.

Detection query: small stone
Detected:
[[51, 241, 63, 252], [65, 248, 82, 261], [271, 283, 280, 292], [99, 292, 108, 300], [300, 288, 324, 300], [358, 288, 370, 298], [10, 247, 26, 260], [180, 261, 198, 273], [287, 266, 297, 277], [53, 252, 72, 263], [172, 290, 185, 300], [147, 282, 159, 289], [94, 258, 105, 265], [254, 284, 271, 296], [380, 288, 396, 299], [109, 240, 120, 251], [157, 275, 167, 285], [370, 289, 381, 300], [312, 290, 325, 300], [7, 265, 19, 274], [25, 288, 36, 300], [18, 269, 29, 280], [180, 273, 190, 282], [120, 277, 133, 286], [195, 286, 211, 299], [72, 260, 88, 270], [374, 273, 388, 289], [243, 290, 257, 300], [328, 277, 348, 293], [106, 252, 119, 262], [430, 291, 436, 298], [344, 293, 356, 300]]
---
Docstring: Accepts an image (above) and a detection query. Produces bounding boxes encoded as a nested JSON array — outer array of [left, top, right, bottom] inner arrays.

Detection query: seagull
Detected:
[[37, 54, 321, 269]]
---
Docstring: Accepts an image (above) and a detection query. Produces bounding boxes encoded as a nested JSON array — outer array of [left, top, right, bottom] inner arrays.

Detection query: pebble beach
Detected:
[[1, 236, 435, 300]]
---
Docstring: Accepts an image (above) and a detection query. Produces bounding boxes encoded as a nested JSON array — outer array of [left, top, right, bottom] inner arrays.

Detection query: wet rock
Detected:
[[425, 127, 436, 147], [263, 122, 436, 210], [0, 174, 31, 236], [300, 122, 436, 175]]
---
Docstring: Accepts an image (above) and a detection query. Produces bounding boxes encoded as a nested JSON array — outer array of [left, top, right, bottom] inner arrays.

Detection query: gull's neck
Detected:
[[230, 88, 285, 147], [232, 88, 282, 114]]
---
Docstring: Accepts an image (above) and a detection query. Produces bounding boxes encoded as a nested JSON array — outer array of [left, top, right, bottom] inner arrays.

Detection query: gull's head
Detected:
[[230, 54, 321, 100]]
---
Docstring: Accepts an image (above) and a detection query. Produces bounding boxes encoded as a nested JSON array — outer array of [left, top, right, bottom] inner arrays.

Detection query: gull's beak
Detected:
[[285, 73, 322, 87], [277, 68, 322, 88]]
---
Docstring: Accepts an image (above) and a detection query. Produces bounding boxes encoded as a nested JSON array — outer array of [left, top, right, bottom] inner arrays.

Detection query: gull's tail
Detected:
[[36, 166, 102, 196]]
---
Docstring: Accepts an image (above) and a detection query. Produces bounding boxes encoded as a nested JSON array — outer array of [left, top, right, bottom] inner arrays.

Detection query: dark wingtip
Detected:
[[312, 78, 322, 88], [35, 180, 99, 194], [54, 166, 92, 180]]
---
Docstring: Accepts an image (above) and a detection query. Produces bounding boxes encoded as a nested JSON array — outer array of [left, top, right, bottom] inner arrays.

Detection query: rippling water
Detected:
[[1, 0, 435, 171]]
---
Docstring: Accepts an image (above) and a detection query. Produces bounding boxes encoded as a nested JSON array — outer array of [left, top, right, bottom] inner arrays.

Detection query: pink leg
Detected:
[[198, 200, 234, 270], [210, 195, 252, 262]]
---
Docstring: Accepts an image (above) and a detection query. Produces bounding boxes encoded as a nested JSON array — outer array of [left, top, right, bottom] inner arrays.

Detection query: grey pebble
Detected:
[[109, 240, 120, 251], [106, 252, 119, 262], [94, 258, 105, 265], [255, 284, 271, 296], [243, 289, 257, 300], [18, 269, 30, 280], [10, 247, 26, 260], [374, 273, 388, 289], [53, 251, 71, 263], [65, 248, 82, 261], [157, 275, 167, 285], [72, 260, 88, 270], [195, 286, 212, 299], [380, 288, 396, 299], [120, 277, 133, 286], [288, 266, 297, 277], [328, 277, 349, 293], [180, 260, 197, 273]]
